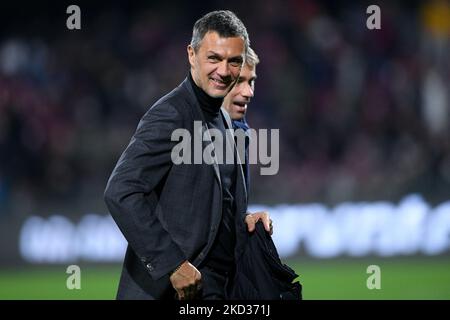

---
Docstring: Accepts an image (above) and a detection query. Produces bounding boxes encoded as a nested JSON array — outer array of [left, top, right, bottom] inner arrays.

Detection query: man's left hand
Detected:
[[245, 211, 273, 235]]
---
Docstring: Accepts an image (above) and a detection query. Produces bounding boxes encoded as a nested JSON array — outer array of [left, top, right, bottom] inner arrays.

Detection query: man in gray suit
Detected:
[[104, 10, 272, 300]]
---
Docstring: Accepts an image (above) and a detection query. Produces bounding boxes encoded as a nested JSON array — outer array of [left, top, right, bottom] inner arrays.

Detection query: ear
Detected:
[[187, 45, 195, 68]]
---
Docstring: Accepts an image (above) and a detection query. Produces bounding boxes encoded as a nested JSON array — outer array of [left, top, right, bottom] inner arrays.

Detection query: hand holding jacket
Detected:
[[245, 211, 273, 235]]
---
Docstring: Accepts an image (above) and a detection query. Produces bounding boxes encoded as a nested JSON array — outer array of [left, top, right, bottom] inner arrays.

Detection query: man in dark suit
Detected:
[[104, 10, 272, 300]]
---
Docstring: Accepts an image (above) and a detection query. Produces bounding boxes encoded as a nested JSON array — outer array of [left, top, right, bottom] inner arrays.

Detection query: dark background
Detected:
[[0, 0, 449, 299], [2, 0, 448, 214]]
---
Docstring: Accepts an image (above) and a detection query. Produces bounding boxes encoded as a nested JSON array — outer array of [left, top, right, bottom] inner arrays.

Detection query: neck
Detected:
[[189, 71, 223, 115]]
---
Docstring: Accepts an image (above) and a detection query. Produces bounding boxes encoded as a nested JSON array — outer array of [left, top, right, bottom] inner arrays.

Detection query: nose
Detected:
[[216, 61, 230, 78], [242, 83, 254, 99]]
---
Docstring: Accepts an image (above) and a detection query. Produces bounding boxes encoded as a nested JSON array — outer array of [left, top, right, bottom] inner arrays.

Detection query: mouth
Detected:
[[210, 77, 229, 89], [232, 101, 247, 113]]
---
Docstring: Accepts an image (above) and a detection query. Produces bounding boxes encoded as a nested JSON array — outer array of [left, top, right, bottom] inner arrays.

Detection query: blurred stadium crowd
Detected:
[[0, 0, 449, 217]]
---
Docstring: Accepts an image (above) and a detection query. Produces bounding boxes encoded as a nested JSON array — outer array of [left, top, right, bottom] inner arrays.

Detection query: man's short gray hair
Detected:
[[190, 10, 249, 53], [245, 47, 259, 68]]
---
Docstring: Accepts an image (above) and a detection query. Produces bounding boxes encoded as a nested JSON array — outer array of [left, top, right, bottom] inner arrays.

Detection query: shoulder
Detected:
[[134, 78, 198, 136], [146, 78, 194, 118]]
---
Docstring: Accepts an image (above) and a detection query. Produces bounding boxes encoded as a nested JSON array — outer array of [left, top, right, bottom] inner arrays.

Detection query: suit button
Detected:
[[211, 226, 217, 232], [199, 252, 204, 258], [146, 263, 154, 271]]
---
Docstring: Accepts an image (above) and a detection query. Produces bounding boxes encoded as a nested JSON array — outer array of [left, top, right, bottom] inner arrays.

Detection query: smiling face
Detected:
[[222, 62, 256, 120], [188, 31, 245, 98]]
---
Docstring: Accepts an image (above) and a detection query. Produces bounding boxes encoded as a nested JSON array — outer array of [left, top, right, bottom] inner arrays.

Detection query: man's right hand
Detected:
[[169, 261, 202, 300]]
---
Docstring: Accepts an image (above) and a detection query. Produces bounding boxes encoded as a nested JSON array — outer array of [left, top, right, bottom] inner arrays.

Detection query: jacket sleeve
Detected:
[[104, 102, 186, 280]]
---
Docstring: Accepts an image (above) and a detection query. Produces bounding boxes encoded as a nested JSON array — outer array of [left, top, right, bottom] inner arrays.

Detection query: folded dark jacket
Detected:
[[228, 221, 302, 300]]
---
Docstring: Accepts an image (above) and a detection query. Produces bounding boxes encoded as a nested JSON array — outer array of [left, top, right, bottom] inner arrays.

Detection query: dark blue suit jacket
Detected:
[[104, 77, 249, 299]]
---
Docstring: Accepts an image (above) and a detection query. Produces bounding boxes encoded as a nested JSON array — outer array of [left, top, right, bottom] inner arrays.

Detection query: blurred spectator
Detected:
[[0, 0, 449, 216]]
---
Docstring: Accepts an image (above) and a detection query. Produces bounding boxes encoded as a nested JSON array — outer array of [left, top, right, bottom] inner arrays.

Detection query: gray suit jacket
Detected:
[[104, 77, 248, 299]]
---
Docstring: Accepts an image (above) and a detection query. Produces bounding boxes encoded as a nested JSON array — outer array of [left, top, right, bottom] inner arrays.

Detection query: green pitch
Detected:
[[291, 257, 450, 299], [0, 257, 449, 299]]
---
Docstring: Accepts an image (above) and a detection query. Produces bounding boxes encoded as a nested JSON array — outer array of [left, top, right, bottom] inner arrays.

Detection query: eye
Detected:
[[228, 57, 243, 68], [208, 56, 219, 62], [230, 61, 241, 68]]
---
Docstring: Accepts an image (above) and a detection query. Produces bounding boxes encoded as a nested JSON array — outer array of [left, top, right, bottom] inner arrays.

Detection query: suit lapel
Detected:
[[201, 122, 222, 185], [182, 78, 222, 188]]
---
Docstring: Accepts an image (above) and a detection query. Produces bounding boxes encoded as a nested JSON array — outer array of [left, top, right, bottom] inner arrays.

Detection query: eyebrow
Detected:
[[207, 51, 243, 63], [207, 51, 222, 57]]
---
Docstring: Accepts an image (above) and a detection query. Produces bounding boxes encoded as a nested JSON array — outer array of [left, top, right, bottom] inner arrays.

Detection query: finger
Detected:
[[195, 271, 202, 283], [261, 214, 271, 232], [247, 219, 255, 232], [245, 215, 255, 232]]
